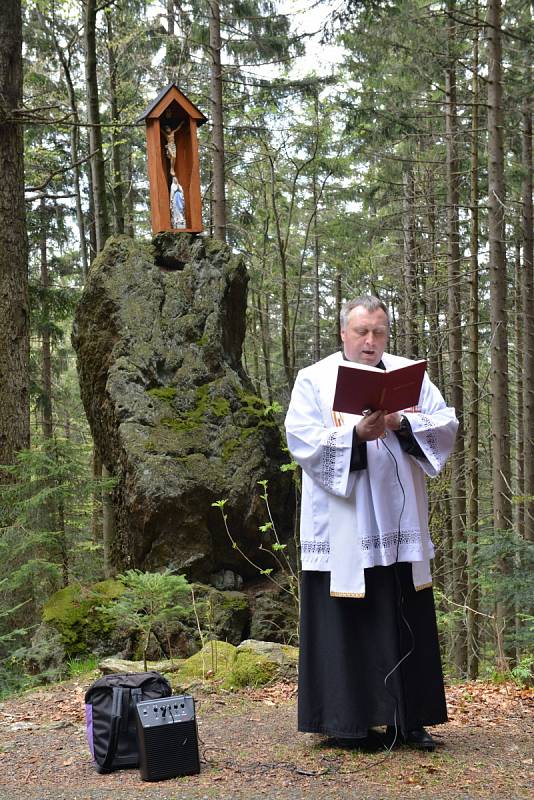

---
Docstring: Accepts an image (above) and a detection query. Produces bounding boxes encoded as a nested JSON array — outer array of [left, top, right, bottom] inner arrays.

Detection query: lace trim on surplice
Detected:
[[301, 540, 330, 555], [321, 431, 337, 490], [418, 414, 442, 467], [360, 528, 421, 552]]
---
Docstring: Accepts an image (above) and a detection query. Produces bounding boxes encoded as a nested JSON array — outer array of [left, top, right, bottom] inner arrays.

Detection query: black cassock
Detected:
[[298, 564, 447, 738]]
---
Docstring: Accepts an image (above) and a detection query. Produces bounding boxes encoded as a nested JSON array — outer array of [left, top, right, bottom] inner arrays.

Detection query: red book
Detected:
[[333, 359, 427, 415]]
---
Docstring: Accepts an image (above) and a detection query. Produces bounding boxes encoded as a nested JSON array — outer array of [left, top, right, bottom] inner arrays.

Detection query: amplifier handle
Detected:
[[100, 687, 129, 772]]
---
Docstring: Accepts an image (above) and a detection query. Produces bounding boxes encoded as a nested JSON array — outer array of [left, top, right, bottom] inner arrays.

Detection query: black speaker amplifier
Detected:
[[135, 694, 200, 781]]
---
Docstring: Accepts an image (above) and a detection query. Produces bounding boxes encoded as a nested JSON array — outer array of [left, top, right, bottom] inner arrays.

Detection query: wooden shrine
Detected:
[[139, 84, 207, 234]]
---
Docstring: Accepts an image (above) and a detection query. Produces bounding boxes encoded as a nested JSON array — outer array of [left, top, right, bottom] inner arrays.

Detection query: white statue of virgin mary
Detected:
[[170, 176, 186, 228]]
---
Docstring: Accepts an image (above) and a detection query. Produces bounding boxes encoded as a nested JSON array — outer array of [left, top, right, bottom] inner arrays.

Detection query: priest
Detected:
[[285, 295, 458, 751]]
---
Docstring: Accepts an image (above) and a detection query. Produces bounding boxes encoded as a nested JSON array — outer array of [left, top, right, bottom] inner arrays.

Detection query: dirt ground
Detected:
[[0, 677, 532, 800]]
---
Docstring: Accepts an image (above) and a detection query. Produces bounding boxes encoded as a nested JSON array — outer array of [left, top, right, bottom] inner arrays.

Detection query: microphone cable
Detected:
[[379, 434, 416, 753]]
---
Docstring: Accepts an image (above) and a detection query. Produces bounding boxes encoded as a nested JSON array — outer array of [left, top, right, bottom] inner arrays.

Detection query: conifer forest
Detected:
[[0, 0, 533, 695]]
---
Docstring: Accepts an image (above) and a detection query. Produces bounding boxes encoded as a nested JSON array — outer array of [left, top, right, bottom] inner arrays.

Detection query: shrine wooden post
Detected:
[[139, 84, 207, 234]]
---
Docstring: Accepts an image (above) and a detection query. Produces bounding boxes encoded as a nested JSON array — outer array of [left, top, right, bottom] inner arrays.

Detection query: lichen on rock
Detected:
[[72, 233, 293, 584]]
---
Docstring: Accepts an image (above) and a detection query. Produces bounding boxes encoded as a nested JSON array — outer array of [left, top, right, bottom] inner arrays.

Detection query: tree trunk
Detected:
[[92, 446, 103, 542], [312, 92, 321, 362], [102, 464, 115, 578], [39, 198, 53, 441], [125, 147, 135, 238], [466, 9, 480, 679], [208, 0, 226, 242], [166, 0, 176, 83], [425, 184, 441, 386], [515, 242, 524, 544], [84, 0, 109, 253], [312, 169, 321, 363], [0, 0, 29, 473], [335, 269, 342, 349], [445, 0, 467, 676], [402, 166, 418, 358], [47, 16, 89, 278], [86, 160, 98, 262], [521, 88, 534, 542], [106, 13, 125, 236], [487, 0, 512, 668]]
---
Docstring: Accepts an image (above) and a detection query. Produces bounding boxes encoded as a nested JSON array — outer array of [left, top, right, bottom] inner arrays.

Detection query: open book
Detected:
[[333, 359, 427, 415]]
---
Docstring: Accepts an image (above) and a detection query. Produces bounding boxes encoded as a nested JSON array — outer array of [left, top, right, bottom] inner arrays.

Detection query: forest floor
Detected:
[[0, 677, 532, 800]]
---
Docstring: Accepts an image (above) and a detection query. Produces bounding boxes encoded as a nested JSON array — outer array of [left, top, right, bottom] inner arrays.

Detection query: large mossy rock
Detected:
[[72, 233, 292, 580]]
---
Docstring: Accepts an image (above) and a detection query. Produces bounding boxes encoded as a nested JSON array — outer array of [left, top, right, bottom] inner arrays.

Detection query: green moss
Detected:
[[236, 389, 278, 432], [148, 387, 178, 402], [160, 416, 200, 434], [158, 383, 230, 435], [223, 650, 278, 689], [177, 641, 237, 684], [43, 579, 125, 657], [145, 380, 279, 460], [222, 438, 239, 459], [238, 390, 268, 417]]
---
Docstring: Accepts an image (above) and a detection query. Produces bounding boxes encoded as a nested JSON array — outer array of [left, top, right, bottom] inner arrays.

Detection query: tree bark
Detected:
[[521, 88, 534, 542], [84, 0, 110, 253], [312, 92, 321, 363], [102, 464, 115, 578], [487, 0, 512, 668], [0, 0, 29, 473], [125, 147, 135, 238], [401, 166, 418, 358], [46, 16, 89, 278], [335, 269, 342, 349], [106, 13, 125, 236], [445, 0, 467, 676], [515, 242, 524, 544], [208, 0, 227, 242], [466, 9, 480, 679], [39, 198, 53, 441]]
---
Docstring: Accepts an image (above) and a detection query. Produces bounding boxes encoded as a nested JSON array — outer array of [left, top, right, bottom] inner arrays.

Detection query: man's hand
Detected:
[[356, 410, 386, 441], [384, 412, 402, 430]]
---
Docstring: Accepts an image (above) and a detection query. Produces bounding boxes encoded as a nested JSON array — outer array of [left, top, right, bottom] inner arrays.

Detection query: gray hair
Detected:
[[340, 295, 390, 330]]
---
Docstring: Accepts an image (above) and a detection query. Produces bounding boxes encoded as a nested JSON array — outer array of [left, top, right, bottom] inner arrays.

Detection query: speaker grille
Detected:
[[136, 696, 200, 781]]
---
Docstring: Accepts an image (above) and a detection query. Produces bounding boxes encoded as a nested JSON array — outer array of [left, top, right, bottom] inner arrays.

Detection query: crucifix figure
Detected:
[[162, 121, 184, 176]]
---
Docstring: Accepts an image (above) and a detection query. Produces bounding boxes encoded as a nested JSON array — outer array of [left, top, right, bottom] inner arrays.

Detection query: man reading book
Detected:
[[285, 295, 458, 751]]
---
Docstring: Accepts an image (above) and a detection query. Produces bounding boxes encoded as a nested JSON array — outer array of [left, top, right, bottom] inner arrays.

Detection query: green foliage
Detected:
[[510, 654, 534, 688], [9, 623, 67, 690], [67, 655, 100, 678], [0, 436, 116, 681], [473, 529, 534, 654], [98, 570, 191, 671]]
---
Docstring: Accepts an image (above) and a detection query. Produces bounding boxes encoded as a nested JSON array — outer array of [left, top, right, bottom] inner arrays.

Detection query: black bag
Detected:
[[84, 671, 172, 773]]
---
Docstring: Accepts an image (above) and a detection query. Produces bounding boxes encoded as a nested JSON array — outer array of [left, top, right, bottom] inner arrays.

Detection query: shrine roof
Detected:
[[137, 84, 207, 124]]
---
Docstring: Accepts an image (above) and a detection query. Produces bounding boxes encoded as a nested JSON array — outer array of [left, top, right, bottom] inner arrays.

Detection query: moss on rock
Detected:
[[72, 232, 294, 580], [43, 579, 125, 657], [176, 641, 237, 686], [224, 649, 278, 689], [147, 387, 177, 402]]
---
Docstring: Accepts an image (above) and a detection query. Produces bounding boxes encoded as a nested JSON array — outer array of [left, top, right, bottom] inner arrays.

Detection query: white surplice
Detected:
[[285, 351, 458, 598]]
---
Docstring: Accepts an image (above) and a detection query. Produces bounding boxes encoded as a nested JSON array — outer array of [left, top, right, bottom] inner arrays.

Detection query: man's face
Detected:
[[341, 306, 389, 366]]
